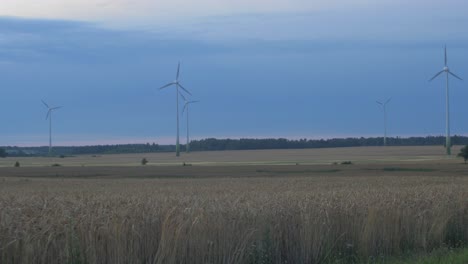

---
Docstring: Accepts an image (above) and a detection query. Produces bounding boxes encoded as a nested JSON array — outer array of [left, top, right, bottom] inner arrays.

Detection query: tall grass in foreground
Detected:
[[0, 176, 467, 263]]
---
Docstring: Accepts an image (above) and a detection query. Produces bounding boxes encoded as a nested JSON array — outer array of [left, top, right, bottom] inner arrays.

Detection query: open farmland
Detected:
[[0, 145, 464, 168], [0, 146, 467, 263]]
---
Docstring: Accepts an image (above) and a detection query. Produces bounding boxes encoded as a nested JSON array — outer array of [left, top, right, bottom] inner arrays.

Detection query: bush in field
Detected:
[[141, 158, 148, 165], [14, 161, 20, 167], [457, 145, 468, 164]]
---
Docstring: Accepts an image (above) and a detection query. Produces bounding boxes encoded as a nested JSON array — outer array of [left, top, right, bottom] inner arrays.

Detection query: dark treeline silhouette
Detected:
[[3, 143, 170, 157], [2, 135, 468, 156], [189, 136, 468, 151], [0, 148, 6, 158]]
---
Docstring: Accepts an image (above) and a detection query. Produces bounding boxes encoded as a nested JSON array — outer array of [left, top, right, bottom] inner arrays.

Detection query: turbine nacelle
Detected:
[[159, 64, 192, 96], [42, 100, 62, 119], [429, 46, 463, 82], [182, 100, 199, 114]]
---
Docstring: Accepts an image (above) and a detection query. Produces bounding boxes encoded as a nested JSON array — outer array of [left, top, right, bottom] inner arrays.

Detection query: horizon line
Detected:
[[1, 134, 463, 148]]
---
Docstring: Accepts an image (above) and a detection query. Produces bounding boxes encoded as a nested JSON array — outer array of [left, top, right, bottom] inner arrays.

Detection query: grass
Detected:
[[255, 169, 341, 174], [382, 167, 437, 172], [373, 248, 468, 264]]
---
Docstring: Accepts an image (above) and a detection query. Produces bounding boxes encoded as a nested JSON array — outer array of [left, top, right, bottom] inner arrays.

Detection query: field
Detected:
[[0, 146, 467, 263]]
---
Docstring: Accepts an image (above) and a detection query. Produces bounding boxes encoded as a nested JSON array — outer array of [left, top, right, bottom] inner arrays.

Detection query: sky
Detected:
[[1, 0, 468, 146]]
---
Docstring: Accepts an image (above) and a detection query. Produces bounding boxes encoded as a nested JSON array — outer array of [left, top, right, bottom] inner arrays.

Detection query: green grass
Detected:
[[362, 248, 468, 264], [326, 247, 468, 264], [382, 167, 437, 172], [255, 169, 341, 174]]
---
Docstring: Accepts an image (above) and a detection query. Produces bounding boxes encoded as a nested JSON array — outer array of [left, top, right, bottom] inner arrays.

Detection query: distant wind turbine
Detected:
[[182, 97, 199, 153], [376, 98, 391, 146], [429, 46, 463, 156], [42, 100, 62, 155], [159, 62, 192, 157]]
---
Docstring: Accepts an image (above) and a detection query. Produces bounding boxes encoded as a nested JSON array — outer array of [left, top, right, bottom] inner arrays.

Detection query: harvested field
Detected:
[[0, 146, 463, 168], [0, 147, 467, 263]]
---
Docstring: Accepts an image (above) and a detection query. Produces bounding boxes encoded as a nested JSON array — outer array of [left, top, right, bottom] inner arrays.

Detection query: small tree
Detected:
[[14, 161, 20, 167], [141, 158, 148, 166], [457, 145, 468, 164]]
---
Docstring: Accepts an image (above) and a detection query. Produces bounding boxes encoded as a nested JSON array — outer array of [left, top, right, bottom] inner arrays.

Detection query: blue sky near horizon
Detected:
[[1, 1, 468, 146]]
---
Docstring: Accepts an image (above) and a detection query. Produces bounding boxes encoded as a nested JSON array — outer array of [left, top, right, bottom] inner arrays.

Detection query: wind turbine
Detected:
[[182, 97, 199, 153], [42, 100, 62, 155], [376, 98, 391, 146], [159, 62, 192, 157], [429, 46, 463, 156]]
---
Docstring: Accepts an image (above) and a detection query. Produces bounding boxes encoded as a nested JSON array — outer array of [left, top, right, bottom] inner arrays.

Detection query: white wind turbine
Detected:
[[42, 100, 62, 155], [159, 62, 192, 157], [429, 46, 463, 156], [181, 94, 199, 153], [376, 98, 391, 146]]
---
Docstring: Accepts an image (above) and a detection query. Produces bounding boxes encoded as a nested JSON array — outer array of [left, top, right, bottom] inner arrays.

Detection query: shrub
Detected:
[[457, 145, 468, 164], [141, 158, 148, 166], [14, 161, 20, 167]]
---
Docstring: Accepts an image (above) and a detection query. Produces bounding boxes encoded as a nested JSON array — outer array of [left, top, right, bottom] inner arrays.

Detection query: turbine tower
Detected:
[[429, 46, 463, 156], [376, 98, 391, 146], [42, 100, 62, 155], [159, 62, 192, 157], [182, 98, 199, 153]]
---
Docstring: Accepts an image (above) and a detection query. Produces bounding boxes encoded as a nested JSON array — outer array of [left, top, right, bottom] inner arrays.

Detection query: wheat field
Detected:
[[1, 154, 467, 263]]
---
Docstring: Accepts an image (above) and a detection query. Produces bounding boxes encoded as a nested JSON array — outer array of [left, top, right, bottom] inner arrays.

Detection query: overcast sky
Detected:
[[1, 0, 468, 146]]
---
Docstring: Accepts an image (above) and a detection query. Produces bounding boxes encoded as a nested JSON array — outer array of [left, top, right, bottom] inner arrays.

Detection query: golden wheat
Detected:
[[1, 173, 467, 264]]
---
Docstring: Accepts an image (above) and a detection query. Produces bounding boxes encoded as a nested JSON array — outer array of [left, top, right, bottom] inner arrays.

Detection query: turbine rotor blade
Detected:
[[429, 70, 444, 81], [176, 62, 180, 80], [189, 100, 200, 104], [46, 110, 51, 120], [376, 101, 382, 105], [179, 91, 187, 102], [385, 98, 392, 104], [182, 104, 188, 115], [178, 83, 192, 96], [52, 106, 62, 110], [42, 100, 49, 108], [159, 82, 175, 90], [445, 45, 447, 66], [449, 71, 463, 81]]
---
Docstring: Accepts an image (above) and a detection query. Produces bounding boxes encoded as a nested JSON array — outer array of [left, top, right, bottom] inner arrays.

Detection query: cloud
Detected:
[[3, 0, 468, 32], [0, 17, 174, 63], [0, 0, 390, 22], [2, 6, 468, 65]]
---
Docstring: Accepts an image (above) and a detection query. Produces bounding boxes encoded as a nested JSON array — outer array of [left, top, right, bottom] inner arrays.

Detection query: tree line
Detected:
[[2, 135, 468, 157], [188, 136, 468, 151]]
